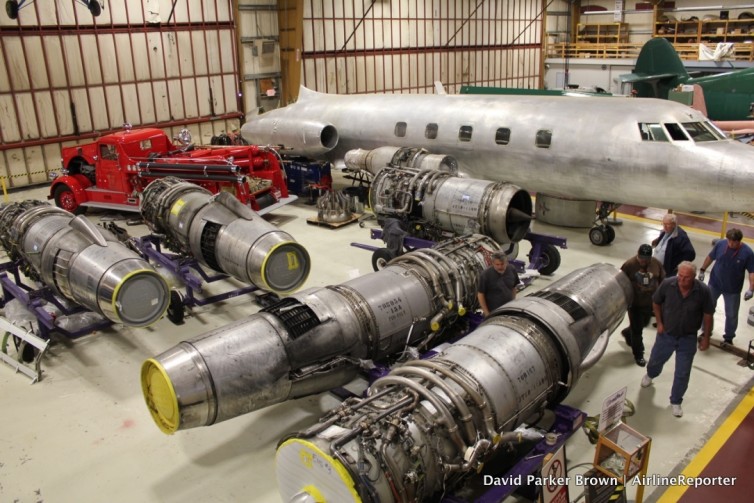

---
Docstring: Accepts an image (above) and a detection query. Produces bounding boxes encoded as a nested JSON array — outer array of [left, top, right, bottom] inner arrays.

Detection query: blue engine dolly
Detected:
[[0, 260, 114, 382], [442, 404, 587, 503]]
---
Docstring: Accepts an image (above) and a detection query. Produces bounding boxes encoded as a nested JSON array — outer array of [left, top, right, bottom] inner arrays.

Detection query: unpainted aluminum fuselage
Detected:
[[242, 88, 754, 212]]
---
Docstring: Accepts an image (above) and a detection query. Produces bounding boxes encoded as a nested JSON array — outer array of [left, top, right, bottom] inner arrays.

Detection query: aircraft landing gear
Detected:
[[589, 202, 619, 246], [589, 224, 615, 246]]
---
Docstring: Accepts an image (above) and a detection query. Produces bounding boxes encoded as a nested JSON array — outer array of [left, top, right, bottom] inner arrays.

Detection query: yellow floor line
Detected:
[[657, 385, 754, 502], [615, 212, 726, 239]]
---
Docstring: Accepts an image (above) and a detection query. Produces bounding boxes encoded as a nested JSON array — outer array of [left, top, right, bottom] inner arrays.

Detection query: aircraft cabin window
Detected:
[[535, 129, 552, 148], [495, 128, 511, 145], [664, 123, 689, 141], [681, 122, 718, 142], [458, 125, 473, 142], [425, 123, 438, 139], [394, 122, 407, 138]]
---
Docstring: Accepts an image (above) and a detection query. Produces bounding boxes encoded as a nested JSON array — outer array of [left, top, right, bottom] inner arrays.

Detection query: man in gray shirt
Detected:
[[477, 251, 519, 317], [641, 261, 714, 418]]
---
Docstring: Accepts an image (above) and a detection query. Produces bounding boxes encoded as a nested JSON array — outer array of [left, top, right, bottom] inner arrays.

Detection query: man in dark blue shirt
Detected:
[[641, 261, 714, 418], [698, 228, 754, 345]]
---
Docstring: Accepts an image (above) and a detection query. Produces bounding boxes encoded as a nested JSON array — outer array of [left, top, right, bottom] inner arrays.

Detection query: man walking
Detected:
[[651, 213, 696, 277], [698, 228, 754, 346], [641, 262, 714, 418], [621, 244, 665, 366]]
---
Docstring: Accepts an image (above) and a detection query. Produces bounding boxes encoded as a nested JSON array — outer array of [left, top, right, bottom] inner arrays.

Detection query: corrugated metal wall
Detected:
[[0, 0, 545, 189], [293, 0, 544, 99], [0, 0, 243, 189]]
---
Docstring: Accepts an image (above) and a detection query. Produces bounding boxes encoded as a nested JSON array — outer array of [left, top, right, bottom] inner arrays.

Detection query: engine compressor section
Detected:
[[276, 263, 632, 502], [140, 234, 504, 434], [345, 146, 533, 244], [0, 201, 170, 327], [139, 177, 310, 294]]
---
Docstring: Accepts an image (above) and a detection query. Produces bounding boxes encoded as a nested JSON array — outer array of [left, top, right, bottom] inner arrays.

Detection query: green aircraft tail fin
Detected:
[[625, 38, 689, 98]]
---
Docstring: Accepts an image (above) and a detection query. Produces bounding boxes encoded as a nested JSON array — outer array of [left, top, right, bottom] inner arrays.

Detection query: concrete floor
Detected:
[[0, 177, 752, 503]]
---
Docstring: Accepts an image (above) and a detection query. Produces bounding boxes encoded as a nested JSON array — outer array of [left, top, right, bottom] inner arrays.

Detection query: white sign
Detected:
[[614, 1, 624, 22], [598, 386, 628, 433], [541, 445, 569, 503]]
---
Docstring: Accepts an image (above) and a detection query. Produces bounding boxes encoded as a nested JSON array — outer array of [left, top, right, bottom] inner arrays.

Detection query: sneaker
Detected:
[[641, 374, 652, 387], [720, 339, 733, 349], [635, 357, 646, 367], [672, 404, 683, 418]]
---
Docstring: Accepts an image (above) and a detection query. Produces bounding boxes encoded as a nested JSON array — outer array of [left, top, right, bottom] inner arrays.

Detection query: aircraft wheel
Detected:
[[589, 226, 609, 246], [605, 225, 616, 244], [537, 244, 561, 276], [371, 248, 395, 271], [167, 291, 185, 325], [6, 1, 19, 19], [53, 185, 86, 215], [88, 1, 101, 16]]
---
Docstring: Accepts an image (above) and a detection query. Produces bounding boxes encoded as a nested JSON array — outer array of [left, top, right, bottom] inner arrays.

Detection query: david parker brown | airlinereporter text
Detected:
[[483, 474, 737, 488]]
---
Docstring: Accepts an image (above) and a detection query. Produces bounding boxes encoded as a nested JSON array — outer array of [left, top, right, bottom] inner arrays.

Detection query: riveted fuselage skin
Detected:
[[241, 88, 754, 212]]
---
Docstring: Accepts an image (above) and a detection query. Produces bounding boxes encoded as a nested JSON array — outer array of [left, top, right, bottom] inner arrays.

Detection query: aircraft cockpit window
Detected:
[[458, 125, 473, 142], [425, 123, 438, 139], [535, 129, 552, 148], [638, 123, 669, 142], [681, 122, 722, 142], [703, 121, 727, 140], [495, 128, 511, 145], [664, 123, 689, 141], [394, 122, 407, 138]]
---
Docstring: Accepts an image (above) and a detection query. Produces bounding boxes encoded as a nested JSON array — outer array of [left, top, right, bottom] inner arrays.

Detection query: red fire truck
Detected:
[[49, 127, 294, 215]]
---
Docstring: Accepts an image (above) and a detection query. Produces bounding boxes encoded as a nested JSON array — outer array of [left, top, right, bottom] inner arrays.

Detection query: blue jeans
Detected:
[[709, 284, 740, 341], [646, 332, 698, 405]]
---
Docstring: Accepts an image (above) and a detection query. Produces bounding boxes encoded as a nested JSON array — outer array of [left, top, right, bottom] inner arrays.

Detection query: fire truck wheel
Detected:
[[53, 185, 86, 215]]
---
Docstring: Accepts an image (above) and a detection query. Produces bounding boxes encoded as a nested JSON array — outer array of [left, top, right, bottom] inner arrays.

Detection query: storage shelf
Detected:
[[577, 22, 629, 44], [654, 7, 754, 43]]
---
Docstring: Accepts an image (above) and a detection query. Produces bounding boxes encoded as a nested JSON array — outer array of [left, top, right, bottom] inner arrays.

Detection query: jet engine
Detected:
[[141, 234, 503, 433], [140, 177, 310, 293], [276, 263, 632, 502], [345, 146, 533, 244], [0, 201, 169, 327], [240, 116, 339, 157]]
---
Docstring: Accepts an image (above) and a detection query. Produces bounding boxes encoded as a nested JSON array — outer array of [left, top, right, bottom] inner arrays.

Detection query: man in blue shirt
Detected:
[[642, 262, 714, 418], [698, 228, 754, 345]]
